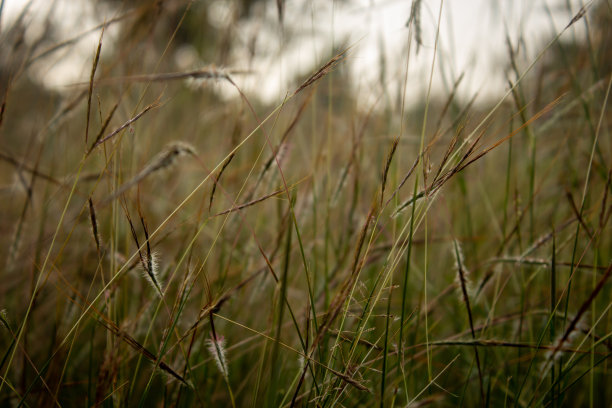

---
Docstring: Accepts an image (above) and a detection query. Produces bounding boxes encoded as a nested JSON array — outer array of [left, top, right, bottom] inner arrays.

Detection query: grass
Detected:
[[0, 0, 611, 406]]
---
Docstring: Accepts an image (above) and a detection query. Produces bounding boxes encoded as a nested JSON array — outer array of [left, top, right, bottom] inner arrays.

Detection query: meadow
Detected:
[[0, 1, 611, 406]]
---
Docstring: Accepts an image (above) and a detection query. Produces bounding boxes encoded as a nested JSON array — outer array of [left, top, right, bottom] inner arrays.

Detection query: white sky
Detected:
[[228, 0, 585, 106], [1, 0, 586, 107]]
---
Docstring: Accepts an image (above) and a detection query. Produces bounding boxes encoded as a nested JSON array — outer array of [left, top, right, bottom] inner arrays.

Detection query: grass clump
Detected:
[[0, 1, 611, 406]]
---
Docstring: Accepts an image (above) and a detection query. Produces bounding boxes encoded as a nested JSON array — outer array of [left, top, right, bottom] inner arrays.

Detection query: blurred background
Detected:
[[0, 0, 589, 105]]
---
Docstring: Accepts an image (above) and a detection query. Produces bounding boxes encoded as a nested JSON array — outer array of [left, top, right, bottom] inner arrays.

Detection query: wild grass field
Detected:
[[0, 0, 611, 406]]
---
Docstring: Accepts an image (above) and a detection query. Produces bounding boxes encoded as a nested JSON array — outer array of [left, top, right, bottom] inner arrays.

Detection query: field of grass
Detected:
[[0, 1, 611, 406]]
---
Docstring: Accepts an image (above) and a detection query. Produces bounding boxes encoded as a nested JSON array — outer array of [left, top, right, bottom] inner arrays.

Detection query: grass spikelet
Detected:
[[451, 245, 469, 286], [452, 240, 470, 288], [141, 216, 163, 297], [96, 319, 187, 384], [88, 198, 100, 253], [89, 100, 160, 151], [140, 250, 162, 297], [549, 263, 612, 362], [85, 25, 103, 145], [209, 113, 242, 211], [381, 137, 399, 207], [452, 239, 484, 403], [292, 47, 350, 96], [100, 141, 196, 206], [407, 0, 423, 53], [90, 100, 120, 149], [207, 333, 229, 378], [124, 205, 163, 297], [565, 4, 590, 29], [209, 152, 235, 211], [90, 65, 247, 85], [142, 141, 197, 174]]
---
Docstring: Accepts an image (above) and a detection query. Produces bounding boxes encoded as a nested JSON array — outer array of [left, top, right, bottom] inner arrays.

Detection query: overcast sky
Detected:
[[2, 0, 586, 107]]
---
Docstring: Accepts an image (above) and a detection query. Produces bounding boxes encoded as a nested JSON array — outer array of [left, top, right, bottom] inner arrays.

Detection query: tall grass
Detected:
[[0, 0, 610, 406]]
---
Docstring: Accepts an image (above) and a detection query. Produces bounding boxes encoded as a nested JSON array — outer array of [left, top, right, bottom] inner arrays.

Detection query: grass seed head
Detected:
[[207, 334, 229, 378], [141, 251, 163, 297]]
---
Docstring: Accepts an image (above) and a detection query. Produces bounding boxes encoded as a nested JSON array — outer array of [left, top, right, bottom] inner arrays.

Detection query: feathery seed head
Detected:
[[141, 251, 163, 297], [207, 334, 229, 378]]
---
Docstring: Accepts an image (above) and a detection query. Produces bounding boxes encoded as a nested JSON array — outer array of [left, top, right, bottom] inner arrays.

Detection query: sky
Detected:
[[226, 0, 585, 106], [1, 0, 587, 107]]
